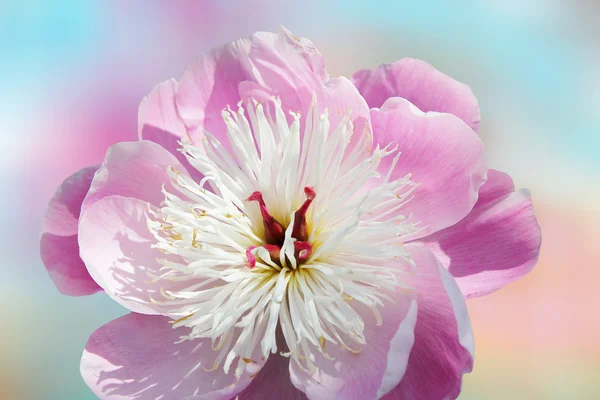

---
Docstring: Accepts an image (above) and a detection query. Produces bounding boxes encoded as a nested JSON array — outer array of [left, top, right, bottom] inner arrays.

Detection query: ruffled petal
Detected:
[[40, 165, 102, 296], [417, 169, 542, 298], [176, 27, 327, 146], [82, 140, 185, 215], [177, 27, 373, 161], [289, 280, 418, 399], [370, 97, 486, 238], [321, 76, 373, 157], [352, 58, 480, 132], [138, 79, 187, 140], [81, 313, 262, 400], [383, 245, 473, 400], [138, 79, 203, 182]]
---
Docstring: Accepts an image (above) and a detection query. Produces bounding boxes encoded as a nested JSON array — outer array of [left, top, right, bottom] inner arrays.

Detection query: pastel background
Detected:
[[2, 1, 599, 399]]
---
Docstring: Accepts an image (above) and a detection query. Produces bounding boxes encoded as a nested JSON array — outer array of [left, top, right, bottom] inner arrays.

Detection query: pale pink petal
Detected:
[[40, 165, 102, 296], [81, 313, 261, 400], [176, 27, 327, 145], [321, 77, 373, 156], [82, 140, 185, 215], [289, 279, 418, 399], [177, 27, 372, 156], [138, 79, 203, 182], [352, 58, 480, 132], [138, 79, 187, 140], [78, 196, 197, 314], [237, 355, 306, 400], [383, 245, 474, 400], [370, 97, 486, 238], [416, 169, 542, 298]]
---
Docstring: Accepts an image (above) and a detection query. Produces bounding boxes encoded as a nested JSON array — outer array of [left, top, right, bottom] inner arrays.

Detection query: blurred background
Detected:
[[1, 0, 599, 399]]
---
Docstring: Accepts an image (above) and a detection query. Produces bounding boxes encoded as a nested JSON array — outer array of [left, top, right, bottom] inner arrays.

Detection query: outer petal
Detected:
[[138, 79, 187, 141], [416, 169, 542, 298], [40, 165, 102, 296], [289, 285, 418, 399], [237, 355, 307, 400], [383, 246, 474, 400], [352, 58, 480, 132], [79, 196, 189, 314], [177, 27, 372, 160], [370, 97, 486, 238], [82, 140, 185, 215], [176, 27, 327, 145], [81, 313, 262, 400], [321, 76, 373, 156], [138, 79, 203, 182]]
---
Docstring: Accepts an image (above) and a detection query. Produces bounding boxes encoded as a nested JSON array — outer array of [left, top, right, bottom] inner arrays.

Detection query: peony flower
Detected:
[[40, 27, 541, 400]]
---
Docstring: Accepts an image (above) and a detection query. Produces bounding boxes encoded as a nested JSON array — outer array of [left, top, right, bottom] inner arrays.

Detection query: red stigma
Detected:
[[294, 241, 313, 261], [246, 246, 258, 269], [292, 186, 316, 242], [247, 191, 286, 245], [263, 244, 282, 262], [245, 187, 317, 269]]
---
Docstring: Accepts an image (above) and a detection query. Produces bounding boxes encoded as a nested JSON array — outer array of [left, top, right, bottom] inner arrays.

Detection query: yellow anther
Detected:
[[203, 360, 219, 372], [192, 229, 202, 248], [170, 313, 194, 325]]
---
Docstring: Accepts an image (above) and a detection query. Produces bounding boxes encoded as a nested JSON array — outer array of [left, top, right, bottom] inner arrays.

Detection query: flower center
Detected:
[[146, 96, 420, 378], [245, 187, 315, 269]]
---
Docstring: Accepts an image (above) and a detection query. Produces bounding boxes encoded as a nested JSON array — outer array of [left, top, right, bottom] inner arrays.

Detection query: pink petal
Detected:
[[81, 313, 260, 400], [370, 97, 486, 238], [138, 79, 203, 182], [352, 58, 480, 132], [138, 79, 187, 140], [176, 27, 327, 146], [237, 355, 307, 400], [289, 280, 418, 399], [177, 27, 372, 157], [82, 140, 185, 215], [40, 165, 102, 296], [416, 169, 542, 298], [78, 196, 195, 314], [383, 245, 474, 400], [321, 77, 373, 156]]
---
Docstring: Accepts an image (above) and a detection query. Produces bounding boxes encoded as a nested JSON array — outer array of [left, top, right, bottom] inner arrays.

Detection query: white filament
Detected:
[[147, 96, 420, 377]]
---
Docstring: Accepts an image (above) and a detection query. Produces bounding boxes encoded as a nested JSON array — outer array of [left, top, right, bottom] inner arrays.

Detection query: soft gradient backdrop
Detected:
[[2, 1, 599, 399]]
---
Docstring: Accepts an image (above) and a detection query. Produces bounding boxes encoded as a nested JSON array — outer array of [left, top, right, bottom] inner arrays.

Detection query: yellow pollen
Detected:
[[203, 360, 219, 372], [170, 313, 194, 325], [169, 233, 183, 241], [342, 343, 362, 354], [192, 229, 202, 248], [160, 287, 176, 300], [191, 208, 207, 217]]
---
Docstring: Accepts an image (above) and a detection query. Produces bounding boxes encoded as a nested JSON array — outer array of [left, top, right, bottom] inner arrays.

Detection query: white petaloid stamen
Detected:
[[147, 95, 420, 377]]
